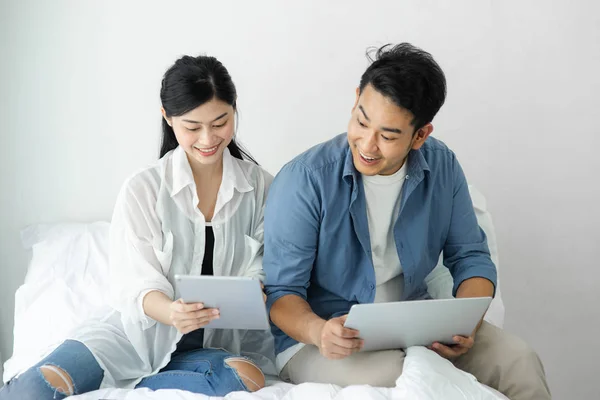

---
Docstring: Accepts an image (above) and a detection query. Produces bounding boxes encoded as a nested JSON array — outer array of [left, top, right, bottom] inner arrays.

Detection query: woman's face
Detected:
[[163, 98, 235, 167]]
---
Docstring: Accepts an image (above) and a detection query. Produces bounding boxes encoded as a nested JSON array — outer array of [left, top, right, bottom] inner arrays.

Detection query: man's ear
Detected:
[[411, 123, 434, 150], [351, 87, 360, 113]]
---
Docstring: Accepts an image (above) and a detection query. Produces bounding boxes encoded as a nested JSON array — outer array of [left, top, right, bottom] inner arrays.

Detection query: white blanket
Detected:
[[70, 347, 507, 400]]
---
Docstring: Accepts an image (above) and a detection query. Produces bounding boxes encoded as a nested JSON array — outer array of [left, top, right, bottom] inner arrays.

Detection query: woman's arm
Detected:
[[143, 290, 220, 334]]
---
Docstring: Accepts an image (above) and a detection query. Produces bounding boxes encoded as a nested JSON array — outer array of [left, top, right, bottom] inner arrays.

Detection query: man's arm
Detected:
[[264, 162, 362, 359], [270, 295, 362, 359], [456, 277, 495, 333], [270, 295, 325, 347], [443, 153, 497, 297], [432, 154, 497, 359]]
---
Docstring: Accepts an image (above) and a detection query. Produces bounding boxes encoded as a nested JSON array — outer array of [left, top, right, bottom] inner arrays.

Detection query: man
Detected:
[[263, 43, 550, 400]]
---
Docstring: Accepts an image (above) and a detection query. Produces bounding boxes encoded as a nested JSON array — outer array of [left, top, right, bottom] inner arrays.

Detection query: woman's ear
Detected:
[[161, 107, 172, 127]]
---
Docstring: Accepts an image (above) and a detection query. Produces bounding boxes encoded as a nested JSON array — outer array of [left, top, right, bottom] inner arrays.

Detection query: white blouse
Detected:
[[72, 146, 275, 389]]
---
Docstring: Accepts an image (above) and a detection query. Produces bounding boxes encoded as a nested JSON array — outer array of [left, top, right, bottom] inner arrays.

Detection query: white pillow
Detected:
[[425, 185, 505, 328], [3, 222, 112, 383]]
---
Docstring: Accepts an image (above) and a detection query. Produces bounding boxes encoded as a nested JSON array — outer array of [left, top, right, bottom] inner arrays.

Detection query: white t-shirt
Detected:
[[276, 160, 408, 373], [362, 160, 408, 303]]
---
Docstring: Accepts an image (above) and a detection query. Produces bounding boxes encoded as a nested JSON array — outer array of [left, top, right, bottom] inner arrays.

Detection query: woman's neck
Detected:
[[187, 154, 223, 221], [187, 154, 224, 185]]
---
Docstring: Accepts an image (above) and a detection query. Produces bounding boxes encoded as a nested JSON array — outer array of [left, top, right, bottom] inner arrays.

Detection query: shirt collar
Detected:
[[342, 142, 430, 184], [169, 146, 253, 198]]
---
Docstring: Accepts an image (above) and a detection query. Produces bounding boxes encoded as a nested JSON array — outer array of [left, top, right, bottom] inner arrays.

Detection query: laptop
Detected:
[[344, 297, 492, 351]]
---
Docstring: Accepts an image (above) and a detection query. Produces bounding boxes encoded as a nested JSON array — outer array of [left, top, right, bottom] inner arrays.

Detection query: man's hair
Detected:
[[359, 43, 447, 133]]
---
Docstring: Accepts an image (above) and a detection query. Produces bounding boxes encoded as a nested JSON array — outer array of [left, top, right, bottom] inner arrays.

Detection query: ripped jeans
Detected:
[[0, 340, 260, 399]]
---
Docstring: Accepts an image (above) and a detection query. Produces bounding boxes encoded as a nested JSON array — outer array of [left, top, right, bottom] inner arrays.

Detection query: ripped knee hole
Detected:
[[39, 365, 74, 396], [225, 358, 265, 392]]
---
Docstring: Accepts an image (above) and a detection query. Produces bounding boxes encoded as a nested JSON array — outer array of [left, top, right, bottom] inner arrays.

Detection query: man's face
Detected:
[[347, 84, 431, 176]]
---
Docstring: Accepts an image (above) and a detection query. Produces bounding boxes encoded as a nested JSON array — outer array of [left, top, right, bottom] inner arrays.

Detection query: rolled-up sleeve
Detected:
[[263, 161, 320, 315], [109, 181, 174, 330], [240, 169, 274, 281], [443, 155, 497, 296]]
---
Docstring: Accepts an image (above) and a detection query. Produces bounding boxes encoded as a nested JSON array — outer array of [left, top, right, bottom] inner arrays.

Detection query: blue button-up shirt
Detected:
[[263, 133, 497, 355]]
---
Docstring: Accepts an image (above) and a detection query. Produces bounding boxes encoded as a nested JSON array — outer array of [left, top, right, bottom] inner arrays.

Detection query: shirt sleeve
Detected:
[[263, 161, 321, 314], [240, 169, 274, 281], [109, 179, 174, 330], [443, 154, 498, 296]]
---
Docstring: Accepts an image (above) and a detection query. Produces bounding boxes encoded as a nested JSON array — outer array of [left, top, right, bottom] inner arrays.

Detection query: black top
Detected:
[[173, 225, 215, 354]]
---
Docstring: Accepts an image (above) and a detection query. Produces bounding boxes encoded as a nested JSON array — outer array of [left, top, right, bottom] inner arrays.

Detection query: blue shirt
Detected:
[[263, 133, 497, 355]]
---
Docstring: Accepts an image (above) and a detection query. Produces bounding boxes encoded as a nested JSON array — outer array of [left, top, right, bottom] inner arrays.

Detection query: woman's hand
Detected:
[[169, 299, 220, 334]]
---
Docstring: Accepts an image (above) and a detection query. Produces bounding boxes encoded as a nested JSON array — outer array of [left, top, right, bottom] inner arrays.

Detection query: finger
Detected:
[[177, 317, 215, 330], [331, 342, 362, 355], [329, 336, 363, 350], [173, 308, 219, 321], [432, 342, 465, 358], [172, 300, 204, 313], [181, 321, 210, 334], [453, 336, 474, 348], [330, 319, 360, 338], [324, 343, 357, 358], [193, 308, 219, 319], [172, 312, 219, 327]]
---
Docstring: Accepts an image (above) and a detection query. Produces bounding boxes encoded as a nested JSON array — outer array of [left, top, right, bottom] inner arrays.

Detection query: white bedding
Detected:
[[70, 347, 507, 400], [4, 186, 508, 399]]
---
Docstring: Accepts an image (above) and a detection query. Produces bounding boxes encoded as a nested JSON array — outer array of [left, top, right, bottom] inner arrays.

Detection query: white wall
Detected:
[[1, 0, 599, 397]]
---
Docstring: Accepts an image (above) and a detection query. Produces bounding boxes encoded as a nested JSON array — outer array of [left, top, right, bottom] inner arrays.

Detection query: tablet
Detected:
[[344, 297, 492, 352], [174, 275, 269, 330]]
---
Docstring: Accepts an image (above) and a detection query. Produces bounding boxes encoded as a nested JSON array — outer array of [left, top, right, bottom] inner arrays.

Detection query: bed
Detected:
[[2, 185, 508, 400]]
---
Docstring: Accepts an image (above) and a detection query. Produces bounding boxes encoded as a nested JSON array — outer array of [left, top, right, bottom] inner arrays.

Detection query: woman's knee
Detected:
[[225, 358, 265, 392], [0, 364, 76, 400], [4, 341, 104, 399], [40, 365, 74, 396]]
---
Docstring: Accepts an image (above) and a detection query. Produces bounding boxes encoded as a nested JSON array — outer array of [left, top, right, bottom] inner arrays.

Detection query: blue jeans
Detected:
[[0, 340, 251, 399], [136, 348, 249, 395]]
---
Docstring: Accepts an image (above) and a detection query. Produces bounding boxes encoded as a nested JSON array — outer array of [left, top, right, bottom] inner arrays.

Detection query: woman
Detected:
[[0, 55, 274, 399]]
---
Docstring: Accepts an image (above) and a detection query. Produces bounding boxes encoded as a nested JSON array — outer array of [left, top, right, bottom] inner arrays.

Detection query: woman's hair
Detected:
[[359, 43, 447, 134], [159, 55, 257, 163]]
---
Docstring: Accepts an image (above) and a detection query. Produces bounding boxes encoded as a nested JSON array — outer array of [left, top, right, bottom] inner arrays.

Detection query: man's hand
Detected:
[[429, 334, 475, 359], [428, 277, 493, 359], [312, 315, 363, 360]]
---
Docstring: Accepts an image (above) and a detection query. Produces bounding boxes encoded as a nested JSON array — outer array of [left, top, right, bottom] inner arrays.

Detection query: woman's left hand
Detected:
[[428, 335, 475, 360]]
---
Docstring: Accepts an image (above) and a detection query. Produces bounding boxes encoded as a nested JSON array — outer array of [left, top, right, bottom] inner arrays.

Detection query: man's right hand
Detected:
[[169, 299, 220, 334], [313, 315, 363, 359]]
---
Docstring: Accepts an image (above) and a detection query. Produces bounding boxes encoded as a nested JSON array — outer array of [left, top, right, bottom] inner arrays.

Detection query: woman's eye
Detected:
[[357, 118, 367, 128]]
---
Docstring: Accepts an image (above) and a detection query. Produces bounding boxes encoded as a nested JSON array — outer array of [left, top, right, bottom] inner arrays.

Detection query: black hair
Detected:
[[359, 43, 447, 133], [159, 55, 257, 163]]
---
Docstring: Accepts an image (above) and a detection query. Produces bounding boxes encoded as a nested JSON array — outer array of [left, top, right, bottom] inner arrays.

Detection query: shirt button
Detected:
[[214, 225, 220, 230], [406, 175, 410, 179], [370, 283, 375, 290]]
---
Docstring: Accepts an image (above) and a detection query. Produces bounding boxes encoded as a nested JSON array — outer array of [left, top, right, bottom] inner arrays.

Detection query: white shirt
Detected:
[[72, 146, 276, 388], [276, 161, 408, 373], [362, 160, 408, 303]]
